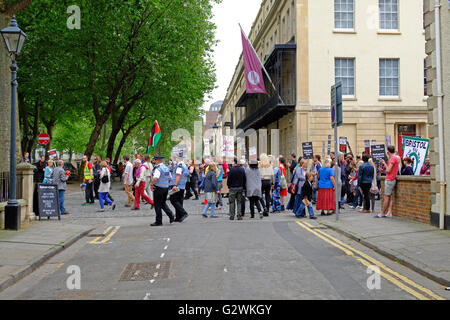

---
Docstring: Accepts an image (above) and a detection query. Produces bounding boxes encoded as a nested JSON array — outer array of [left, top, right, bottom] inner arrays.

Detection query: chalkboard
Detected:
[[37, 183, 61, 220], [302, 142, 314, 159], [371, 145, 386, 164]]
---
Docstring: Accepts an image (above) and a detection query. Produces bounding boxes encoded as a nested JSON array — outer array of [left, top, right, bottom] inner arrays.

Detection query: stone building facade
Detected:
[[424, 0, 449, 229], [220, 0, 428, 161]]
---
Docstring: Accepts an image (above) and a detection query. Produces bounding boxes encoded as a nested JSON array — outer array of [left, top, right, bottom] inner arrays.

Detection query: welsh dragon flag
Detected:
[[147, 120, 161, 154]]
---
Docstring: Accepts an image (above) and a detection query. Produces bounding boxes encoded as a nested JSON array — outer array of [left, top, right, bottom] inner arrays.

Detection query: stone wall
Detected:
[[381, 176, 432, 225]]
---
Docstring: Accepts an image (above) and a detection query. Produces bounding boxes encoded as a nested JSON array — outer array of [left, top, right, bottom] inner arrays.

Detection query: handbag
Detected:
[[101, 171, 109, 184], [280, 175, 287, 190]]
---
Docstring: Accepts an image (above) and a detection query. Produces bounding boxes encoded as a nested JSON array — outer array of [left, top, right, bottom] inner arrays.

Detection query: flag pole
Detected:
[[239, 23, 285, 105]]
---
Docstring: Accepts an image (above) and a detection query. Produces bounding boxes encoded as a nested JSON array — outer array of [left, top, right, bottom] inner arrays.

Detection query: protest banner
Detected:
[[402, 136, 430, 176], [371, 144, 386, 164]]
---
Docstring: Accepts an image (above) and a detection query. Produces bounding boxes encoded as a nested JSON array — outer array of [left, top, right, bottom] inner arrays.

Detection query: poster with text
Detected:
[[222, 136, 234, 158], [402, 136, 430, 176]]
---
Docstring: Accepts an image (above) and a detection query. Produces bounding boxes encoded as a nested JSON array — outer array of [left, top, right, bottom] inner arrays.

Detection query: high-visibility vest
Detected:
[[171, 163, 189, 190], [154, 164, 171, 189], [84, 162, 93, 181]]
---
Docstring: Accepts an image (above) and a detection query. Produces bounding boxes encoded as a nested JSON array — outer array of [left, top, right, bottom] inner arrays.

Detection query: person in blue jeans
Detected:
[[296, 172, 317, 219], [202, 163, 219, 218]]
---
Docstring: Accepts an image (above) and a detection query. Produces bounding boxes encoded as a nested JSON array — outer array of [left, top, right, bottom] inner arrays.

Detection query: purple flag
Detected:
[[241, 28, 266, 94]]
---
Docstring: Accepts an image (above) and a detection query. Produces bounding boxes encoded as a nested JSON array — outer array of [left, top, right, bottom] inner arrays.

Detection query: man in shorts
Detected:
[[376, 145, 399, 218]]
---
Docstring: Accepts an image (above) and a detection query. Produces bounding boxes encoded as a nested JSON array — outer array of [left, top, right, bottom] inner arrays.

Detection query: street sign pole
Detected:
[[331, 82, 343, 222]]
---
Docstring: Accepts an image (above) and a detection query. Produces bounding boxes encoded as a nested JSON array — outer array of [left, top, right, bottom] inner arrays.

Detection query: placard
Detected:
[[222, 136, 234, 158], [37, 183, 60, 220], [402, 136, 430, 176], [364, 140, 370, 155], [249, 146, 257, 162], [371, 144, 386, 164], [339, 137, 347, 153], [302, 142, 314, 159], [203, 139, 210, 157], [327, 135, 332, 155]]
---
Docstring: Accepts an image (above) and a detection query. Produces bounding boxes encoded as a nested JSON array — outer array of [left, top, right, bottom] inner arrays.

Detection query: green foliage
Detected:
[[16, 0, 220, 161]]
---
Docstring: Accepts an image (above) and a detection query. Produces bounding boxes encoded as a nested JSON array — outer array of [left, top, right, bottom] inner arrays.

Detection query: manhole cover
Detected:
[[118, 262, 172, 281]]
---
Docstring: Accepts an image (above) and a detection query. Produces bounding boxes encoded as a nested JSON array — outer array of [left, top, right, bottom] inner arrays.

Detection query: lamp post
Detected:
[[212, 123, 218, 158], [1, 15, 27, 230]]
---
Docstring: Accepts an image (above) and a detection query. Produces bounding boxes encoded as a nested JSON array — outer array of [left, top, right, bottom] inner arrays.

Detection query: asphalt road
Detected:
[[1, 183, 448, 300]]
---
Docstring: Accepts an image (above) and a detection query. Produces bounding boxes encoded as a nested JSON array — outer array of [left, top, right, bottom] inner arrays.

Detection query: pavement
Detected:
[[320, 210, 450, 287], [0, 182, 448, 298]]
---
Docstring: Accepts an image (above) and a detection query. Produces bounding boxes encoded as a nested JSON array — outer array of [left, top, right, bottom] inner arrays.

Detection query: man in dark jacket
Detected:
[[34, 155, 47, 183], [227, 157, 246, 221], [357, 154, 375, 213]]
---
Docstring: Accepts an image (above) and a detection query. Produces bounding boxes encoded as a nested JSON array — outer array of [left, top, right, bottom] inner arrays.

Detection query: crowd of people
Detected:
[[27, 144, 431, 223]]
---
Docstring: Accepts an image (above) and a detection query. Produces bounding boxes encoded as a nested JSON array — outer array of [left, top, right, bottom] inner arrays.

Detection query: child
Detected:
[[202, 163, 219, 218], [296, 172, 317, 220]]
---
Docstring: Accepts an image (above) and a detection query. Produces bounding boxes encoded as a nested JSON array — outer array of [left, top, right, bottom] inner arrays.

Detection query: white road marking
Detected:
[[224, 268, 228, 273], [166, 238, 171, 242], [160, 253, 165, 258], [150, 279, 155, 284], [164, 245, 168, 250], [156, 264, 161, 270], [143, 293, 151, 300]]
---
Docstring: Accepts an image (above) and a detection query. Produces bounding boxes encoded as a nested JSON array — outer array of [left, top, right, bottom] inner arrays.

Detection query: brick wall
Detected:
[[381, 176, 432, 225]]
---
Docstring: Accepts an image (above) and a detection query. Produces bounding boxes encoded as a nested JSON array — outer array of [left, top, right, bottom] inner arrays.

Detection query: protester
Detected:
[[401, 157, 414, 176], [289, 153, 297, 177], [345, 155, 354, 203], [357, 154, 374, 213], [22, 152, 30, 163], [259, 153, 274, 216], [312, 155, 322, 204], [278, 156, 288, 211], [227, 157, 246, 220], [272, 157, 282, 213], [118, 162, 124, 182], [317, 158, 336, 216], [150, 155, 175, 226], [420, 157, 431, 176], [43, 159, 54, 184], [221, 158, 230, 198], [338, 153, 347, 209], [296, 172, 317, 220], [239, 158, 247, 216], [245, 160, 263, 219], [215, 161, 224, 209], [377, 146, 400, 218], [53, 160, 70, 215], [202, 163, 219, 218], [34, 155, 47, 183], [122, 155, 135, 208], [143, 154, 154, 206], [93, 155, 102, 200], [349, 160, 364, 209], [132, 158, 154, 211], [98, 161, 116, 212], [368, 158, 379, 213], [292, 159, 307, 217], [105, 158, 114, 202]]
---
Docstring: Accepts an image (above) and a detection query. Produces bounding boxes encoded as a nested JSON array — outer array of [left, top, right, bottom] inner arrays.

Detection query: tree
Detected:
[[0, 0, 32, 171], [17, 0, 219, 161]]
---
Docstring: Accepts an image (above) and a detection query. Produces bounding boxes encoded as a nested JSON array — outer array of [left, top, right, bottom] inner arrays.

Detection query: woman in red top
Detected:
[[279, 156, 288, 210]]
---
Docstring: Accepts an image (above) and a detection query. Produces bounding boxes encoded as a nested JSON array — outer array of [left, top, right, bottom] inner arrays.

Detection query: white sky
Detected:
[[202, 0, 262, 112]]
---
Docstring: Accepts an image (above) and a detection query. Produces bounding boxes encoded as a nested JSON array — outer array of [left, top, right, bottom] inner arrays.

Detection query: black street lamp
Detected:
[[212, 123, 218, 156], [1, 15, 27, 230]]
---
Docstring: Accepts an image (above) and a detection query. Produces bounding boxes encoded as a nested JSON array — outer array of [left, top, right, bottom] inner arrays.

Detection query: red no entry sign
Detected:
[[38, 133, 50, 145]]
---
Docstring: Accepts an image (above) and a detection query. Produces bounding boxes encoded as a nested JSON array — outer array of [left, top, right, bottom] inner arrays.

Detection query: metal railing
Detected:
[[0, 171, 23, 203]]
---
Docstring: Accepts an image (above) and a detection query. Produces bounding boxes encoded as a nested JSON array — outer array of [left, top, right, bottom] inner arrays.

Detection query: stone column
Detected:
[[16, 162, 35, 221]]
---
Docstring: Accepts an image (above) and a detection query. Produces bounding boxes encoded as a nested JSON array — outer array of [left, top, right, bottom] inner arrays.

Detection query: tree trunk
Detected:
[[106, 124, 121, 161], [113, 131, 130, 164], [43, 121, 54, 159], [84, 111, 111, 159]]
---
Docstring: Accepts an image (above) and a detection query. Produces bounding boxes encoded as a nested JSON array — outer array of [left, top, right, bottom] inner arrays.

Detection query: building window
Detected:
[[379, 0, 399, 30], [424, 59, 427, 97], [380, 58, 399, 96], [335, 58, 355, 96], [334, 0, 354, 29]]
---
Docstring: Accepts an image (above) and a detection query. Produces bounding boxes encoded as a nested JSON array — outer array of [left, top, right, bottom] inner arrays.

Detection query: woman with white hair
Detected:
[[259, 154, 274, 215], [43, 159, 54, 184], [316, 158, 336, 216]]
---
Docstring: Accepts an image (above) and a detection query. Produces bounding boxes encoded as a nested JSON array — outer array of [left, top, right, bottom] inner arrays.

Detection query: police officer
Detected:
[[169, 157, 190, 223], [150, 155, 175, 227]]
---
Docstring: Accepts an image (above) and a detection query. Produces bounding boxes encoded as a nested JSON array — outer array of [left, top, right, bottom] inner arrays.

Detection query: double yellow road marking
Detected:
[[89, 226, 121, 244], [295, 221, 444, 300]]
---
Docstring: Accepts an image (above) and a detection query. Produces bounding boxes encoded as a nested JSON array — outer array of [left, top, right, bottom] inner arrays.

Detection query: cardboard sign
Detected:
[[402, 136, 430, 176], [37, 184, 61, 220], [371, 144, 386, 164], [302, 142, 314, 159], [364, 140, 370, 155]]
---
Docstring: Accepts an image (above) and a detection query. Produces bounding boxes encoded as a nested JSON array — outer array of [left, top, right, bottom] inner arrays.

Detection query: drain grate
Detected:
[[118, 261, 172, 281]]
